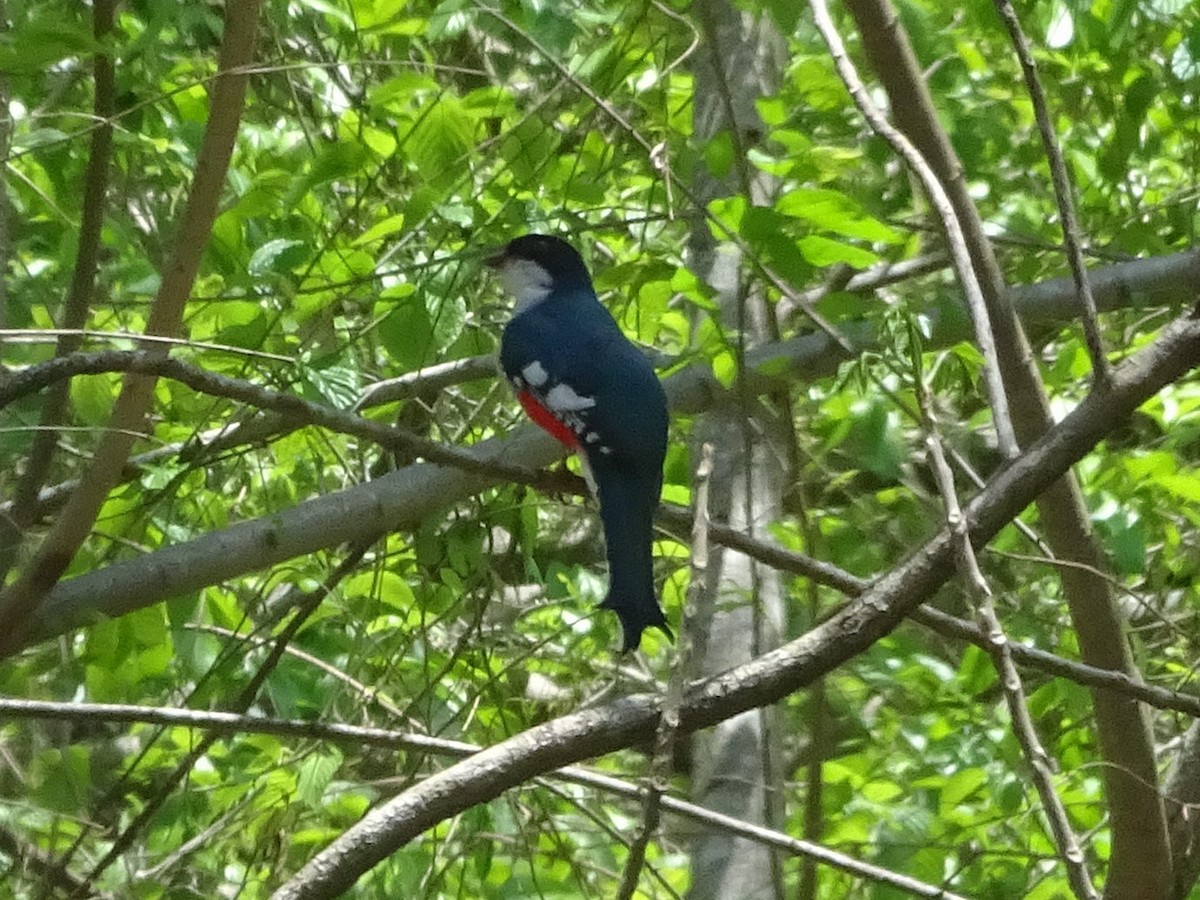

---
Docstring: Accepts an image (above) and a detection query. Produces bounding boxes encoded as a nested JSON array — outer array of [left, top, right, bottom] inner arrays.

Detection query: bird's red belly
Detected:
[[518, 390, 580, 449]]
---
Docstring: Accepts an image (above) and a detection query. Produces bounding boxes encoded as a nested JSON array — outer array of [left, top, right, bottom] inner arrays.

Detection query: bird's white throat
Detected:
[[499, 258, 554, 313]]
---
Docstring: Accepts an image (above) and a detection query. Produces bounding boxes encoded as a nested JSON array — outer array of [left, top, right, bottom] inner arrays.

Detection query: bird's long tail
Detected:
[[593, 464, 670, 652]]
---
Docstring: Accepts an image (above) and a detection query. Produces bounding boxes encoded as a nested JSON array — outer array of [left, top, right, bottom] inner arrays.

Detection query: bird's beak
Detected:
[[484, 248, 507, 269]]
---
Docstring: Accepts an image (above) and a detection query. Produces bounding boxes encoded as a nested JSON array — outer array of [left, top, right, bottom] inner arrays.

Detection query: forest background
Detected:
[[2, 0, 1200, 897]]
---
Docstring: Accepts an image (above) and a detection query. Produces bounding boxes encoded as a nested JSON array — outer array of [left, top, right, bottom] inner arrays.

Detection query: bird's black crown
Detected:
[[492, 233, 593, 286]]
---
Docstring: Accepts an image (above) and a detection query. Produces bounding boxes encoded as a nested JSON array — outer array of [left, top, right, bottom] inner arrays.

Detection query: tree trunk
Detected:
[[686, 3, 788, 898]]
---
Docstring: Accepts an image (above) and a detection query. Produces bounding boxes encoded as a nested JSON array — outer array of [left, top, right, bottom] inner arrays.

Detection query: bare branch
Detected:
[[10, 0, 117, 521], [355, 354, 499, 409], [809, 0, 1019, 459], [0, 349, 580, 496], [992, 0, 1110, 387], [922, 399, 1096, 899]]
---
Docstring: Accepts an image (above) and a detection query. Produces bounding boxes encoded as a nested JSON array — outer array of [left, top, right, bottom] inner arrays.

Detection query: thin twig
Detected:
[[184, 623, 414, 723], [618, 443, 714, 898], [920, 388, 1097, 899], [0, 695, 968, 900], [10, 0, 117, 521], [0, 349, 583, 496], [809, 0, 1019, 460], [991, 0, 1110, 388]]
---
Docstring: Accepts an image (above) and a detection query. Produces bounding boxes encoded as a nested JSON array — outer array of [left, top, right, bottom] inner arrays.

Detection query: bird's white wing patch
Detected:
[[521, 360, 549, 387], [545, 382, 596, 412]]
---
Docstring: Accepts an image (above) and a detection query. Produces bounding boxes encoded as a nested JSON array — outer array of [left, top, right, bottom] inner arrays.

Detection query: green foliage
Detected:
[[1, 0, 1198, 896]]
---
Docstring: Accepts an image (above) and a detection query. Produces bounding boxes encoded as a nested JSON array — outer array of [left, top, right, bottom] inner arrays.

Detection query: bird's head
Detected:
[[487, 234, 593, 312]]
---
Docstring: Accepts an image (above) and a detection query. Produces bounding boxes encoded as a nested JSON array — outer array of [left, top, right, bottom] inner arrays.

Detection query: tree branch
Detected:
[[991, 0, 1110, 387], [0, 0, 264, 647], [9, 0, 117, 527], [0, 349, 581, 496]]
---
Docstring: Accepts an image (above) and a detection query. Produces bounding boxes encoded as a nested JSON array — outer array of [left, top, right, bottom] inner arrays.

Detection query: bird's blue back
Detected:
[[500, 285, 667, 482]]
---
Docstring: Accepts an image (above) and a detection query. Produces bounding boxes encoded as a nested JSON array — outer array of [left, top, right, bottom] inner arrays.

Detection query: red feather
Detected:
[[518, 390, 579, 449]]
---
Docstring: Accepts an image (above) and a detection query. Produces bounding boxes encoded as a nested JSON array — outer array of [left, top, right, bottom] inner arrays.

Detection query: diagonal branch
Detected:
[[0, 0, 263, 646], [0, 349, 581, 495], [810, 0, 1019, 460], [9, 0, 117, 529], [269, 308, 1200, 897], [922, 398, 1096, 899]]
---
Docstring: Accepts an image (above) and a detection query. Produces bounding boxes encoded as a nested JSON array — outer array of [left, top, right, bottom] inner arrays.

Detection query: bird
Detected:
[[488, 233, 671, 652]]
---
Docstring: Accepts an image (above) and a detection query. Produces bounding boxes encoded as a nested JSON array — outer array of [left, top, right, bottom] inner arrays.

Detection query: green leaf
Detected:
[[1157, 474, 1200, 503], [940, 768, 989, 812], [286, 140, 371, 208], [406, 95, 477, 183], [70, 373, 118, 426], [1104, 518, 1145, 575], [956, 644, 997, 694], [797, 235, 880, 268], [353, 213, 407, 246], [712, 349, 737, 388], [377, 293, 435, 370], [0, 17, 101, 74], [346, 571, 416, 611], [249, 238, 307, 276], [1124, 72, 1158, 124], [776, 188, 902, 243], [297, 750, 343, 808]]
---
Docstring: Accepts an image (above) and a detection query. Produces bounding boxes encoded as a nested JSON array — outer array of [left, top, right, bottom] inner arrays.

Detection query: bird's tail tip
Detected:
[[599, 593, 672, 653]]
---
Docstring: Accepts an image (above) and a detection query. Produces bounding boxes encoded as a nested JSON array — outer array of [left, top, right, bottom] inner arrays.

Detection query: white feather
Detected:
[[498, 258, 553, 313], [521, 361, 549, 387], [545, 383, 596, 412]]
